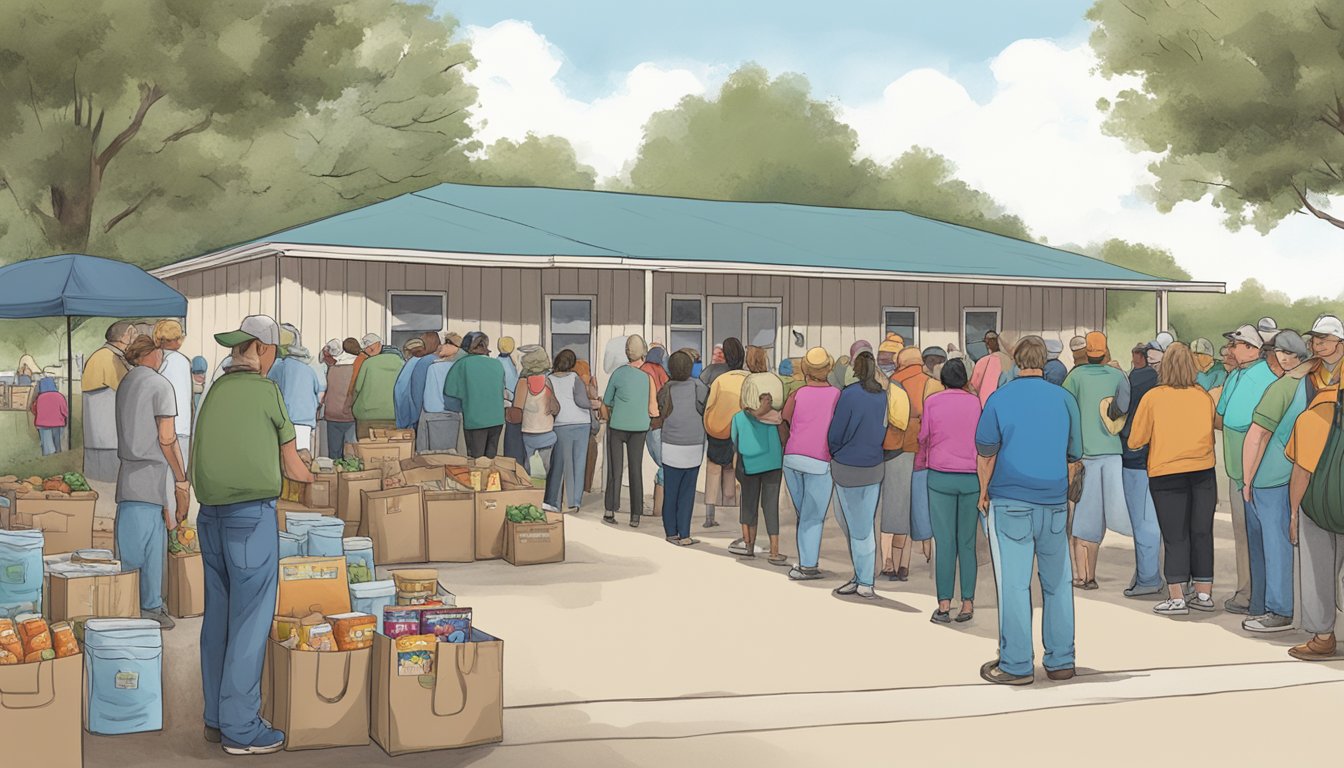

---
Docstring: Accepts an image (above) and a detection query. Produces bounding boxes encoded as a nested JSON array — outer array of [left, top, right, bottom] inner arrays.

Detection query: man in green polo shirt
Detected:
[[351, 333, 403, 438], [444, 331, 506, 458]]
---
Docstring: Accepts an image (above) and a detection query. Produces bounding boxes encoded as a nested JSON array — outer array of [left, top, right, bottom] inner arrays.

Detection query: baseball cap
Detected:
[[921, 346, 947, 359], [1191, 338, 1215, 357], [1069, 336, 1087, 352], [1223, 324, 1265, 348], [1131, 342, 1148, 354], [443, 332, 463, 347], [360, 333, 383, 348], [1257, 317, 1278, 336], [1085, 331, 1108, 358], [1309, 315, 1344, 340], [1045, 339, 1063, 358], [214, 315, 281, 348], [324, 339, 343, 359], [1271, 329, 1309, 360]]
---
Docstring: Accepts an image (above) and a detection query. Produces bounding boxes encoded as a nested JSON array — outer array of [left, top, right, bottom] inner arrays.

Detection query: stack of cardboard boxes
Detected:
[[0, 383, 34, 411]]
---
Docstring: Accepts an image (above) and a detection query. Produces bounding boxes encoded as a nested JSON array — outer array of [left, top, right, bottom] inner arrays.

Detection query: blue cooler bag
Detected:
[[84, 618, 163, 734], [279, 530, 305, 560], [305, 517, 345, 558], [0, 530, 44, 618], [348, 579, 395, 618]]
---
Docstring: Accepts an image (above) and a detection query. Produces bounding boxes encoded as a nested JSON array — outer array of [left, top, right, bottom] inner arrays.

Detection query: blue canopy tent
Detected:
[[0, 254, 187, 450]]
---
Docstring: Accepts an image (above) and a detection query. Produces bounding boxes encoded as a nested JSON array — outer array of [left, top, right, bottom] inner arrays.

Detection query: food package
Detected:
[[17, 614, 50, 654], [273, 612, 326, 646], [0, 647, 15, 665], [382, 607, 422, 639], [24, 649, 55, 663], [49, 621, 79, 657], [275, 556, 351, 618], [327, 612, 377, 651], [393, 634, 436, 677], [420, 607, 472, 643], [0, 618, 22, 659], [391, 569, 437, 595], [298, 623, 336, 653], [167, 525, 199, 555]]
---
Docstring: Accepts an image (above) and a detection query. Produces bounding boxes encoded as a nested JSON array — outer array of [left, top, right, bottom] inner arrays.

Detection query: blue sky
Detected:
[[437, 0, 1096, 103]]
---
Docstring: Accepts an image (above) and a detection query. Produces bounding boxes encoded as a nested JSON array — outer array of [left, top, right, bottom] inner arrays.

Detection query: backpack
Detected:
[[1302, 388, 1344, 535]]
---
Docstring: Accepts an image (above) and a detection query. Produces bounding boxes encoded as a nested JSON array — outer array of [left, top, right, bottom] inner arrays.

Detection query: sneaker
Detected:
[[1243, 613, 1293, 633], [205, 725, 222, 744], [728, 538, 756, 556], [1223, 598, 1250, 615], [542, 503, 559, 513], [788, 566, 823, 581], [1289, 634, 1337, 661], [855, 585, 878, 600], [222, 727, 285, 755], [1046, 667, 1076, 681], [894, 567, 909, 582], [1082, 580, 1099, 591], [931, 609, 952, 624], [1153, 598, 1188, 616], [1188, 594, 1216, 612], [141, 608, 175, 631], [980, 660, 1033, 686], [833, 580, 859, 596], [1123, 583, 1164, 598]]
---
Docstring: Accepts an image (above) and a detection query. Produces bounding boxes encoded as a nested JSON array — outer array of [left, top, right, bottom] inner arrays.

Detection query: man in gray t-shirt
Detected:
[[115, 335, 189, 629]]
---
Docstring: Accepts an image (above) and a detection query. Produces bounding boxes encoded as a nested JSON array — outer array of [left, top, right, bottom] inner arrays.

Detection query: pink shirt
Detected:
[[918, 388, 981, 474], [784, 385, 841, 462], [970, 353, 1004, 407], [33, 391, 69, 428]]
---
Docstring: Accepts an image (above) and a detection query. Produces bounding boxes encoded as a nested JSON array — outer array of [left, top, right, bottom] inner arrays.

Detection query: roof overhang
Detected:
[[151, 242, 1226, 294]]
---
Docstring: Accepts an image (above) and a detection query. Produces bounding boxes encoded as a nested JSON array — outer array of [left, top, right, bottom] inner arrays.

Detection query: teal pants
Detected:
[[927, 470, 979, 602]]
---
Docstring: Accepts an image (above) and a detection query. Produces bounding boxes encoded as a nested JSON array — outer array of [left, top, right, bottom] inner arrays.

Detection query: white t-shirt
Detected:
[[159, 349, 193, 438]]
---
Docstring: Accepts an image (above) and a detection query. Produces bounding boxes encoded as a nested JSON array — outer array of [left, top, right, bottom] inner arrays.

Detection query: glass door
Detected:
[[709, 299, 780, 371]]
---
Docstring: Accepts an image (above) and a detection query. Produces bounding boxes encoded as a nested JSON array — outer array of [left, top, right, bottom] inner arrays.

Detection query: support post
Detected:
[[643, 268, 654, 344], [66, 315, 74, 451], [1156, 289, 1169, 335]]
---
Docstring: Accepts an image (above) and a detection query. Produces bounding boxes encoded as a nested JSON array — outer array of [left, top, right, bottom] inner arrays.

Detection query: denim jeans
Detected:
[[784, 466, 834, 569], [545, 425, 589, 510], [325, 420, 356, 459], [522, 431, 557, 476], [198, 499, 280, 746], [115, 501, 166, 612], [1246, 483, 1294, 617], [910, 468, 932, 542], [986, 498, 1075, 677], [1074, 454, 1128, 541], [1121, 467, 1163, 589], [646, 429, 664, 485], [662, 464, 701, 539], [834, 483, 881, 587], [38, 427, 64, 456]]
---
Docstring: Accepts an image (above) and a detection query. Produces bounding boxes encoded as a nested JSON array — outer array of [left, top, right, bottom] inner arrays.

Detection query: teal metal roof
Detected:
[[242, 183, 1170, 283]]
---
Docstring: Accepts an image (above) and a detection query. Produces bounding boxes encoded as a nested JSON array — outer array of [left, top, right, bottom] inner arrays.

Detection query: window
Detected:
[[547, 296, 594, 365], [667, 296, 704, 356], [387, 292, 446, 351], [963, 308, 1002, 362], [883, 307, 919, 347], [709, 298, 781, 370]]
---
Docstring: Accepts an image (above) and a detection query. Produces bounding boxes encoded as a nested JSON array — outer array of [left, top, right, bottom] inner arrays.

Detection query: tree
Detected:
[[624, 65, 1031, 239], [472, 134, 597, 190], [1088, 0, 1344, 233], [0, 0, 479, 265]]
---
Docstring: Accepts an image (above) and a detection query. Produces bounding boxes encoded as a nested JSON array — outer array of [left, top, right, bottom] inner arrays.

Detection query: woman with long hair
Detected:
[[828, 351, 889, 599], [783, 348, 841, 580], [659, 350, 709, 544], [545, 349, 594, 513]]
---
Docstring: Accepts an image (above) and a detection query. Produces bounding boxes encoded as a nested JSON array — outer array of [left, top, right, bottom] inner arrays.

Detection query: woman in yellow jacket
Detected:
[[703, 338, 747, 528]]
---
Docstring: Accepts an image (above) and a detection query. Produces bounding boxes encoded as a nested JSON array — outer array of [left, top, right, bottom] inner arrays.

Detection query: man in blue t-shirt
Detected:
[[975, 336, 1082, 686]]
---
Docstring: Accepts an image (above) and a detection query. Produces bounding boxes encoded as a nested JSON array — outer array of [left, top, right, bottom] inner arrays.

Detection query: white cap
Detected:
[[360, 333, 383, 348], [1309, 315, 1344, 340], [325, 339, 343, 358], [214, 315, 281, 348], [1257, 317, 1278, 335]]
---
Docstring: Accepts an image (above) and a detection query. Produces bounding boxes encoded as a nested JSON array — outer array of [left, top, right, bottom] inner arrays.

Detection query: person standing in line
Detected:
[[878, 341, 915, 581], [154, 320, 194, 470], [500, 337, 531, 470], [969, 331, 1013, 406], [514, 346, 558, 477], [779, 358, 805, 402], [1192, 338, 1226, 392], [1216, 324, 1278, 615], [191, 356, 209, 418], [1043, 340, 1068, 386], [1061, 331, 1127, 590], [975, 336, 1082, 685], [445, 332, 506, 459], [114, 335, 188, 631], [1127, 343, 1219, 616], [658, 350, 708, 545], [82, 320, 136, 482], [321, 339, 357, 459], [31, 377, 68, 456], [575, 359, 603, 493], [1106, 338, 1165, 598], [544, 350, 594, 513], [733, 346, 786, 557], [1069, 336, 1089, 369], [392, 337, 428, 433], [402, 332, 441, 447], [828, 351, 889, 600], [602, 335, 657, 527], [193, 315, 314, 754], [418, 334, 463, 454], [702, 338, 748, 528], [268, 339, 325, 455], [920, 358, 982, 623], [731, 366, 786, 563], [351, 334, 401, 438], [642, 345, 671, 520], [782, 348, 841, 581], [922, 346, 948, 381], [700, 344, 728, 386], [892, 347, 936, 564]]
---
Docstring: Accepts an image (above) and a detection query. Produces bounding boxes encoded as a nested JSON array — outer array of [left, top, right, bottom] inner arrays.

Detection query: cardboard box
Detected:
[[8, 385, 33, 411], [370, 629, 504, 756], [336, 469, 383, 532], [370, 427, 415, 442], [305, 475, 335, 509], [267, 640, 372, 751], [474, 458, 543, 561], [43, 568, 140, 622], [0, 653, 83, 766], [167, 552, 205, 618], [503, 512, 566, 566], [347, 438, 414, 467], [91, 532, 114, 551], [362, 487, 426, 565], [9, 493, 95, 554], [276, 556, 351, 617], [425, 490, 475, 564], [400, 462, 448, 488]]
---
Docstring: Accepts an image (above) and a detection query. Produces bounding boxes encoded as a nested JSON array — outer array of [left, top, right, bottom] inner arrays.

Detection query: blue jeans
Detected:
[[325, 421, 355, 459], [647, 429, 664, 485], [115, 501, 166, 612], [198, 499, 280, 746], [522, 431, 557, 476], [986, 498, 1075, 677], [785, 466, 834, 569], [662, 464, 701, 539], [1246, 484, 1294, 617], [1121, 467, 1163, 589], [38, 427, 64, 455], [545, 425, 590, 510], [910, 468, 932, 541], [834, 483, 881, 587]]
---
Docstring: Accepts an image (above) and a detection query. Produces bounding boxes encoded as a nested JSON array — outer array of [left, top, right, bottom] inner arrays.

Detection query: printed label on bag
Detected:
[[518, 531, 553, 542], [281, 562, 340, 581], [115, 671, 139, 689], [0, 563, 24, 584]]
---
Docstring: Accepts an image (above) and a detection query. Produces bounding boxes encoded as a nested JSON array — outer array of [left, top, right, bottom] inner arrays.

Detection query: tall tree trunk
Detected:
[[42, 183, 95, 253]]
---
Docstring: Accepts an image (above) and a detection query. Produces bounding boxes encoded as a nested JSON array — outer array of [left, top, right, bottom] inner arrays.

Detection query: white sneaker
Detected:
[[1153, 598, 1188, 616], [833, 580, 859, 596], [855, 585, 878, 600], [727, 538, 756, 556], [542, 503, 559, 513], [1188, 594, 1216, 612]]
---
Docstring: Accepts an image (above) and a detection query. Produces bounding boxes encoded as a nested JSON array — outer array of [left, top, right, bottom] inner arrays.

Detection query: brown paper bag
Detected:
[[503, 512, 566, 566], [336, 469, 383, 533], [268, 640, 372, 750], [362, 487, 427, 565], [0, 653, 83, 767], [425, 490, 475, 563], [275, 556, 351, 617], [167, 552, 205, 618]]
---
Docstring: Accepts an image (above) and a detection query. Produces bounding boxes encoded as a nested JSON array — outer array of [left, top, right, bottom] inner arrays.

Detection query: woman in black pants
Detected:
[[1127, 342, 1219, 616]]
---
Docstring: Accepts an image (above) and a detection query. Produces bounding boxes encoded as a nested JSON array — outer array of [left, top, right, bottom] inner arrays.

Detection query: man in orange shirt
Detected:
[[891, 347, 936, 569], [1284, 384, 1344, 661]]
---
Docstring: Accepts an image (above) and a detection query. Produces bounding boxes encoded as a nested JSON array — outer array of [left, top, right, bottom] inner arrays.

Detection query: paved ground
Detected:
[[81, 475, 1342, 767]]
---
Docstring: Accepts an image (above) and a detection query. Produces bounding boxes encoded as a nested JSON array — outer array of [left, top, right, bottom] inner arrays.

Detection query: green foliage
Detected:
[[1088, 0, 1344, 233], [473, 134, 597, 190], [624, 65, 1031, 239]]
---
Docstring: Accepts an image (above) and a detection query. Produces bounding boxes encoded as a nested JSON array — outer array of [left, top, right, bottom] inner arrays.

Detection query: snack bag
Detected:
[[299, 622, 336, 652], [420, 607, 472, 643], [49, 622, 79, 658], [0, 647, 16, 665], [327, 612, 377, 651], [394, 634, 436, 676], [16, 614, 51, 654], [382, 607, 421, 639], [0, 618, 23, 659], [23, 649, 55, 663]]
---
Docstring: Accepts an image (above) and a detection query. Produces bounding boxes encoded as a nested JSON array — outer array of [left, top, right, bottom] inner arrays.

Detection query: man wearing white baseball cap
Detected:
[[192, 314, 316, 754], [1215, 322, 1277, 614]]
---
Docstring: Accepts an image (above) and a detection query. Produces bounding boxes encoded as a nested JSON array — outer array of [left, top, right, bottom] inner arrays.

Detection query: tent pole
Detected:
[[66, 315, 73, 452]]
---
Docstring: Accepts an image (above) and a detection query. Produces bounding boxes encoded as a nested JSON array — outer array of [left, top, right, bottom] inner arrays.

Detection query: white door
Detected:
[[709, 300, 781, 370]]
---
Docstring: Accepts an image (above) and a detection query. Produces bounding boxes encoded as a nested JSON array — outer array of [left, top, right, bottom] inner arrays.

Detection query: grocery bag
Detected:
[[84, 618, 163, 735], [0, 530, 44, 618], [0, 651, 82, 767], [268, 640, 372, 750]]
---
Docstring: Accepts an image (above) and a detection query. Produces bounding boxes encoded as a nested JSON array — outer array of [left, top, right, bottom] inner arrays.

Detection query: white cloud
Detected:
[[465, 20, 707, 179], [839, 39, 1337, 299]]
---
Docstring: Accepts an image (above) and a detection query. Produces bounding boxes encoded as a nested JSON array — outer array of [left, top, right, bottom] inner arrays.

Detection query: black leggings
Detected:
[[1148, 468, 1217, 585], [737, 466, 782, 535], [605, 428, 647, 518], [464, 425, 502, 459]]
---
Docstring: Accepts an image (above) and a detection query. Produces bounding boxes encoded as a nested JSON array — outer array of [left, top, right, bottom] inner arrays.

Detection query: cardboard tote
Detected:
[[474, 458, 543, 561], [425, 490, 475, 564], [276, 556, 351, 617], [166, 552, 205, 618], [370, 629, 504, 756], [336, 469, 383, 533], [44, 569, 140, 622], [268, 640, 372, 751], [503, 512, 566, 566], [0, 653, 83, 768], [362, 487, 427, 565]]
